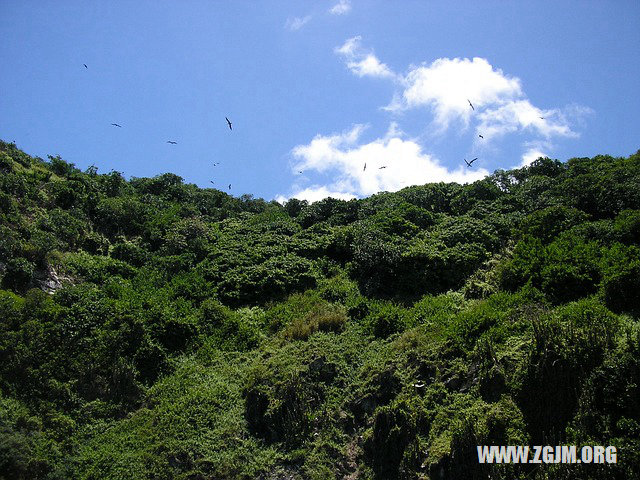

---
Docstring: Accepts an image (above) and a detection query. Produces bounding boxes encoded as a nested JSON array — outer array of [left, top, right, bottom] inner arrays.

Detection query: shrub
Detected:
[[2, 257, 34, 290], [365, 301, 408, 339], [600, 244, 640, 314]]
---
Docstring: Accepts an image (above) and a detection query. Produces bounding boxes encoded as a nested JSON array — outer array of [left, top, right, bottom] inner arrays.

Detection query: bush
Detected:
[[601, 244, 640, 314], [365, 301, 408, 339], [519, 205, 589, 242], [2, 257, 34, 290]]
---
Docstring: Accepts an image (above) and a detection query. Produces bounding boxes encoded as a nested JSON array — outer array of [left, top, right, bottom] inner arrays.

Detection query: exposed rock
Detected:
[[33, 265, 71, 294]]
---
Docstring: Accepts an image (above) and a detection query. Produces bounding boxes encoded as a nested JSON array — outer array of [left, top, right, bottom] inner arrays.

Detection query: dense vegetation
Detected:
[[1, 139, 639, 479]]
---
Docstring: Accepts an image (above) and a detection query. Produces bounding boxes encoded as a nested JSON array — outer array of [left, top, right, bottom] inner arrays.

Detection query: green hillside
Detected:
[[1, 140, 639, 479]]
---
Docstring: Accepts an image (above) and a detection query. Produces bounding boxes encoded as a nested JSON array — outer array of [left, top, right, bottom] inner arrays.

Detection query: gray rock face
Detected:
[[33, 266, 65, 294]]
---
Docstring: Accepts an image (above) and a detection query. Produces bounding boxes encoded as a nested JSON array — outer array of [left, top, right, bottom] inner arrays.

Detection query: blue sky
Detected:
[[1, 1, 639, 202]]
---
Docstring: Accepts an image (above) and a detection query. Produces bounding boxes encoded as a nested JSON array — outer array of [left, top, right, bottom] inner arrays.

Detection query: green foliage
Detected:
[[0, 141, 639, 479], [519, 205, 589, 242], [283, 303, 347, 341], [2, 257, 34, 290], [613, 209, 640, 244], [364, 300, 409, 338], [600, 243, 640, 314], [62, 251, 138, 284]]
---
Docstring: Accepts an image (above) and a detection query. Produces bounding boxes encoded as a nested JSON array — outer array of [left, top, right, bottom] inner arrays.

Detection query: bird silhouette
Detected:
[[379, 166, 387, 169], [226, 117, 232, 130], [539, 116, 545, 119], [210, 181, 215, 185], [166, 141, 177, 144], [363, 163, 367, 171], [464, 157, 478, 167], [83, 64, 88, 69], [478, 134, 484, 139], [298, 171, 303, 174], [111, 123, 122, 128], [467, 99, 475, 111], [228, 184, 232, 190]]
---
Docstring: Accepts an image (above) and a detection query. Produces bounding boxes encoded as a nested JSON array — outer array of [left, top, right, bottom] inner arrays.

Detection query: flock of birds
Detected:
[[462, 99, 544, 170], [94, 56, 547, 191], [359, 99, 490, 173], [90, 63, 235, 191], [464, 99, 481, 169]]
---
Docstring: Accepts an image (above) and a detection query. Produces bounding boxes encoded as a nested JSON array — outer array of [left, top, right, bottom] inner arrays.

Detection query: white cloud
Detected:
[[329, 0, 351, 15], [335, 36, 361, 56], [386, 55, 586, 144], [517, 140, 554, 168], [396, 57, 522, 129], [280, 124, 488, 202], [283, 38, 592, 203], [476, 101, 575, 140], [519, 146, 548, 167], [285, 15, 311, 31], [347, 54, 396, 79], [278, 186, 356, 203], [335, 37, 397, 80]]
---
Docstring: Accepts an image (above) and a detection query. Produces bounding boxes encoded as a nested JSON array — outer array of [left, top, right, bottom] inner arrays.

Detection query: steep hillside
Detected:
[[1, 140, 639, 479]]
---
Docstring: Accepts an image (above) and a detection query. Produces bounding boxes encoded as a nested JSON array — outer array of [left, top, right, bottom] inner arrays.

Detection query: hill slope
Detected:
[[1, 140, 639, 479]]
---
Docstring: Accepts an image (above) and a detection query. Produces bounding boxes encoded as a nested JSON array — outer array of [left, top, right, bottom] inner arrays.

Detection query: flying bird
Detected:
[[298, 171, 303, 174], [83, 64, 88, 69], [210, 181, 215, 185], [464, 157, 478, 167], [166, 141, 177, 144], [111, 123, 122, 128], [467, 99, 474, 111], [228, 184, 232, 190], [478, 134, 484, 139], [363, 163, 367, 171], [379, 166, 387, 169], [225, 117, 232, 130], [539, 116, 545, 119]]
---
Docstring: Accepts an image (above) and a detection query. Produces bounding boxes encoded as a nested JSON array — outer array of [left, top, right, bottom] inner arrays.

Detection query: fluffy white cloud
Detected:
[[335, 41, 585, 146], [334, 36, 360, 56], [280, 124, 488, 202], [519, 146, 548, 167], [335, 36, 397, 80], [287, 38, 592, 203], [476, 101, 575, 140], [277, 186, 356, 204], [396, 57, 522, 128], [285, 15, 311, 31], [329, 0, 351, 15], [517, 139, 555, 167]]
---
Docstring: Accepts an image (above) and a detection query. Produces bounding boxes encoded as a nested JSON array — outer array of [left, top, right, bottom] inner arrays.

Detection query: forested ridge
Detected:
[[1, 139, 639, 479]]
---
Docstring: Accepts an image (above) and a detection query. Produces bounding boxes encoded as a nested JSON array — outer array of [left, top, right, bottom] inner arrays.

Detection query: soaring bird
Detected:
[[166, 141, 177, 144], [363, 163, 367, 171], [225, 117, 232, 130], [379, 166, 387, 169], [111, 123, 122, 128], [464, 157, 478, 167], [478, 134, 484, 139], [210, 181, 215, 185], [539, 116, 545, 120], [228, 184, 232, 190], [83, 64, 88, 69], [467, 99, 474, 111]]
